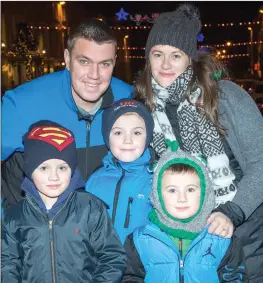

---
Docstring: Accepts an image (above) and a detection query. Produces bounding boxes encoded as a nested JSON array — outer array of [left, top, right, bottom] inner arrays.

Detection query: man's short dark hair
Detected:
[[67, 19, 117, 53]]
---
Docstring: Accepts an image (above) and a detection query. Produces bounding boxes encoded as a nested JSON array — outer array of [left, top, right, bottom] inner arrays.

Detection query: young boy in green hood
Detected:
[[122, 141, 248, 283]]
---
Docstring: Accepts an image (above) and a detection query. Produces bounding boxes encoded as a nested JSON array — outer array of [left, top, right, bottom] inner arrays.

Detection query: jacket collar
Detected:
[[102, 148, 153, 173], [62, 68, 114, 120], [142, 222, 209, 254]]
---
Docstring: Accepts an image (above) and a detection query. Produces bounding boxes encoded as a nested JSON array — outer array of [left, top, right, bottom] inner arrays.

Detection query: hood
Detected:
[[149, 141, 215, 240], [21, 167, 85, 218]]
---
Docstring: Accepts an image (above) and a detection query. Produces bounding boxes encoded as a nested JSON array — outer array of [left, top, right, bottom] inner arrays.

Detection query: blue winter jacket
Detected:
[[85, 149, 153, 243], [1, 69, 132, 210], [125, 223, 247, 283]]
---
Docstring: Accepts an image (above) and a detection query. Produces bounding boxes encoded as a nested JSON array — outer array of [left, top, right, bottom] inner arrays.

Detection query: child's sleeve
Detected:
[[121, 233, 146, 283], [217, 235, 249, 282], [1, 220, 23, 282], [90, 200, 126, 283]]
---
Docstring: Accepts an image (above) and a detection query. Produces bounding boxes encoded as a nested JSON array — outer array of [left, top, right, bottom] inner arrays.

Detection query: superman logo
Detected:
[[28, 126, 74, 151]]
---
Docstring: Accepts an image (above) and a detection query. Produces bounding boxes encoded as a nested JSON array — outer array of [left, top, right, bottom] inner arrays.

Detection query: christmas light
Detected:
[[124, 53, 249, 60], [25, 19, 263, 31], [117, 40, 263, 51]]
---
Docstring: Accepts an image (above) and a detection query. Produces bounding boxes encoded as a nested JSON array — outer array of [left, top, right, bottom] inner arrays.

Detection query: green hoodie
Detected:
[[149, 140, 215, 246]]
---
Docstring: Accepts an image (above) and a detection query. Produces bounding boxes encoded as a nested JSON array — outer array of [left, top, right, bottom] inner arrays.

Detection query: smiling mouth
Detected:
[[47, 184, 60, 189], [159, 73, 175, 77], [84, 82, 100, 88], [175, 207, 190, 210]]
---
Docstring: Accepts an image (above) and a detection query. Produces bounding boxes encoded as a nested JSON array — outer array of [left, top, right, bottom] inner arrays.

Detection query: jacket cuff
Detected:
[[212, 201, 245, 228]]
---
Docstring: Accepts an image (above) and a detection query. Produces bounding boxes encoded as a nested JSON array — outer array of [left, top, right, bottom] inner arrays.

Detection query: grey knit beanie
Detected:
[[149, 141, 215, 239], [145, 4, 201, 60]]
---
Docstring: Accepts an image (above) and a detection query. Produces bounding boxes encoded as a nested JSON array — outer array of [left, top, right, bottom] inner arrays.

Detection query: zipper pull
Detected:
[[49, 220, 53, 231], [86, 121, 90, 131], [180, 260, 184, 268]]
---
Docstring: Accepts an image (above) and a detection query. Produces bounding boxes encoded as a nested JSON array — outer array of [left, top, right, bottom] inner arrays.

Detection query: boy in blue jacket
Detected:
[[1, 120, 126, 283], [122, 141, 248, 283], [85, 98, 154, 243]]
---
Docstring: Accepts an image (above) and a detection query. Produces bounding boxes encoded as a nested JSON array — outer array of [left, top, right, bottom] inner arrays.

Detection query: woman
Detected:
[[134, 4, 263, 282]]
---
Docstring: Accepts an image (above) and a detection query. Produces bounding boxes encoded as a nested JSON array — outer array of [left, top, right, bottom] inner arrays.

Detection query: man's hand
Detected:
[[206, 212, 234, 238]]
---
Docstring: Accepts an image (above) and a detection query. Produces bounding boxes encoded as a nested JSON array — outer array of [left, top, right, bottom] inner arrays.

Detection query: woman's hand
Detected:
[[206, 212, 234, 238]]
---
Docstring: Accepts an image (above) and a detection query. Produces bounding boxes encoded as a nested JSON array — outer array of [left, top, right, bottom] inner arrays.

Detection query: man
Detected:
[[1, 19, 132, 210]]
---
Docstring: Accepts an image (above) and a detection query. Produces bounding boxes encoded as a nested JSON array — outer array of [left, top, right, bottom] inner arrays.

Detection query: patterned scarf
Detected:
[[151, 66, 237, 206]]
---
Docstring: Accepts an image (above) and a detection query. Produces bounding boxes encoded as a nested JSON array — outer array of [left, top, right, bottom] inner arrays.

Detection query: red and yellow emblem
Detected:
[[28, 126, 74, 151]]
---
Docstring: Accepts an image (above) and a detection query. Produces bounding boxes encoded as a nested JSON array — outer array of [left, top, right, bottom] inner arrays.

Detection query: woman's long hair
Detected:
[[134, 52, 228, 135]]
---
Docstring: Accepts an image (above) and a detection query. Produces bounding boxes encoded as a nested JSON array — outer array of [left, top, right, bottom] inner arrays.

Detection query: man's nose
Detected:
[[88, 64, 100, 80]]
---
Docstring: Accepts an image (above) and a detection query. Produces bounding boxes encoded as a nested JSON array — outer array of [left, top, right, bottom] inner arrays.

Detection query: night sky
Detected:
[[70, 1, 262, 23], [66, 1, 263, 45], [2, 1, 262, 81]]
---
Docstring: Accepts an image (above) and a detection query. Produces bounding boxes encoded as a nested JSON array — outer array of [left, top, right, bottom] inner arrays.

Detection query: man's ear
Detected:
[[64, 49, 70, 71]]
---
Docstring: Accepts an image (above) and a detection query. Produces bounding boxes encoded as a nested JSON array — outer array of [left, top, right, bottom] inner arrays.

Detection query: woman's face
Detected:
[[149, 45, 190, 88]]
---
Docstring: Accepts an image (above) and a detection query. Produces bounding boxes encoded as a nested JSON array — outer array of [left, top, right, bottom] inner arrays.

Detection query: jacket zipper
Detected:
[[179, 238, 184, 283], [112, 168, 125, 225], [178, 234, 207, 283], [27, 193, 73, 283], [86, 120, 91, 175], [84, 110, 101, 177], [47, 192, 74, 283], [124, 197, 134, 228], [49, 220, 56, 283]]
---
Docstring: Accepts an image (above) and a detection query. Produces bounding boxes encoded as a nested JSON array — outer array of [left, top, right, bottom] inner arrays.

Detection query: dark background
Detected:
[[1, 1, 263, 87]]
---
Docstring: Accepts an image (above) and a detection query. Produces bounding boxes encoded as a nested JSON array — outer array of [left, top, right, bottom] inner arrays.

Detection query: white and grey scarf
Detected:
[[151, 67, 237, 206]]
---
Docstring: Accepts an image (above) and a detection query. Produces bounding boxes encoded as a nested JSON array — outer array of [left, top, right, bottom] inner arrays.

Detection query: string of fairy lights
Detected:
[[125, 54, 250, 59], [117, 41, 263, 50], [4, 18, 260, 63], [25, 19, 263, 31]]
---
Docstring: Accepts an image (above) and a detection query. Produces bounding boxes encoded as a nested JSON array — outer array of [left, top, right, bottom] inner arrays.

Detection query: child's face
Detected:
[[162, 171, 201, 219], [109, 113, 147, 162], [32, 159, 72, 200]]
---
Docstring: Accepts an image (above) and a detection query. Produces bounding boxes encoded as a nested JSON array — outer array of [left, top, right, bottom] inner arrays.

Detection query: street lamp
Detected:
[[248, 27, 254, 76], [123, 35, 129, 60], [123, 35, 132, 83]]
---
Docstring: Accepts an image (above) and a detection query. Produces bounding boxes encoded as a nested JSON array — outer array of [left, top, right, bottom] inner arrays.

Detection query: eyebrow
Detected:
[[151, 49, 184, 55], [111, 126, 145, 130], [75, 54, 114, 64], [165, 184, 199, 188]]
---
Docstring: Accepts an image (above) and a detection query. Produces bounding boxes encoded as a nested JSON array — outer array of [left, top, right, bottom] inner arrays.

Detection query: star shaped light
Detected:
[[115, 8, 129, 21], [197, 33, 205, 43]]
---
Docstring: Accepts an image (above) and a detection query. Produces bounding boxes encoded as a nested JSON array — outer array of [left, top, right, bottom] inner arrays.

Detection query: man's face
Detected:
[[162, 171, 201, 219], [64, 39, 116, 110]]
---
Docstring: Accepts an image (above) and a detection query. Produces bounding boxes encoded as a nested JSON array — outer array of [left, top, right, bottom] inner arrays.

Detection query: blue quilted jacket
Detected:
[[133, 223, 231, 283], [85, 149, 153, 243]]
